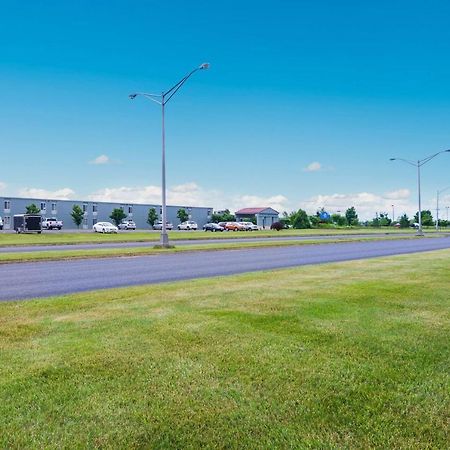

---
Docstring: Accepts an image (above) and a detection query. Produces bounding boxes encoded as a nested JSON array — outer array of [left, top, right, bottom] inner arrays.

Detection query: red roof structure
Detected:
[[235, 207, 279, 215]]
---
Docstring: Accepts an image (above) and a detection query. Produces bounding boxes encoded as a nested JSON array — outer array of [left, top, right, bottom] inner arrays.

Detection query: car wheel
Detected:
[[102, 228, 106, 233]]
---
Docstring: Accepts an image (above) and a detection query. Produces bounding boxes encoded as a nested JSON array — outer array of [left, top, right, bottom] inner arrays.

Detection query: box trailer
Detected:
[[13, 214, 42, 234]]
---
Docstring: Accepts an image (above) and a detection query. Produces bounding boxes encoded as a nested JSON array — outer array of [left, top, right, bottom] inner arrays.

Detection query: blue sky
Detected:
[[1, 0, 450, 219]]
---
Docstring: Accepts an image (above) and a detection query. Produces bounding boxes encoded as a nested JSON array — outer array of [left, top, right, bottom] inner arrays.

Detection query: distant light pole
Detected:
[[129, 63, 210, 247], [391, 204, 395, 224], [446, 206, 449, 222], [390, 149, 450, 236], [436, 186, 450, 230]]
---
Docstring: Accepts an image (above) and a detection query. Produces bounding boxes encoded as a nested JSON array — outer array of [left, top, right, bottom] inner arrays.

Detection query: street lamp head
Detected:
[[199, 62, 210, 70], [389, 158, 396, 161], [129, 93, 137, 100]]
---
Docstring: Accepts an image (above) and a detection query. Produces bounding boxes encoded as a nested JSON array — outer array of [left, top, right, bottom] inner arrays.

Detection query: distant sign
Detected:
[[319, 211, 330, 220]]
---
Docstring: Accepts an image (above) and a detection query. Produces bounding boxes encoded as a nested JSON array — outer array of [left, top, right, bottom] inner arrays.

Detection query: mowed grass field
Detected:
[[0, 227, 421, 247], [1, 250, 449, 448]]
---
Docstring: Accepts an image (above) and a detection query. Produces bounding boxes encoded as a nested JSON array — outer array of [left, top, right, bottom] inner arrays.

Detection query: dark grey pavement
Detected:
[[1, 237, 449, 302]]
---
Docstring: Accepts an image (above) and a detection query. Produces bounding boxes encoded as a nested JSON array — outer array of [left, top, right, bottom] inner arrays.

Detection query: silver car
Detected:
[[153, 221, 173, 230]]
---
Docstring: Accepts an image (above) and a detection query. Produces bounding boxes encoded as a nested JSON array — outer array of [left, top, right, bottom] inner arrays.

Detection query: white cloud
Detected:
[[0, 181, 6, 193], [298, 189, 417, 220], [87, 182, 289, 213], [303, 161, 322, 172], [88, 185, 161, 204], [232, 194, 289, 213], [18, 187, 76, 200], [384, 189, 410, 200], [89, 154, 110, 165]]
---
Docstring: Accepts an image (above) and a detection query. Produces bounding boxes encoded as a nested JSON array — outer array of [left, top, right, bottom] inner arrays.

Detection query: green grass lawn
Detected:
[[1, 250, 449, 448], [0, 227, 423, 247]]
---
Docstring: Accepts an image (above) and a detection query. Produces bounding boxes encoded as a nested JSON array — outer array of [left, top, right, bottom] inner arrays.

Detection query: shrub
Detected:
[[271, 221, 284, 231]]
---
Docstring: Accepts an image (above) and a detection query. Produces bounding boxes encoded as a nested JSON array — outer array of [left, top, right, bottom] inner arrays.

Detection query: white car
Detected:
[[238, 222, 259, 231], [42, 218, 63, 230], [177, 221, 198, 230], [118, 220, 136, 230], [93, 222, 118, 233], [0, 216, 3, 230], [153, 221, 173, 230]]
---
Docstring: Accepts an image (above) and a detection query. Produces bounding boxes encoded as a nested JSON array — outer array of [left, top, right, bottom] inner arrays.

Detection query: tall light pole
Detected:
[[436, 186, 450, 230], [129, 63, 210, 248], [391, 204, 395, 224], [390, 149, 450, 236]]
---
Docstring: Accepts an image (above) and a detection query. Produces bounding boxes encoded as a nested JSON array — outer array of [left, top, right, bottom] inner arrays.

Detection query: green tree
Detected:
[[414, 210, 434, 226], [177, 208, 189, 223], [211, 209, 235, 223], [110, 208, 127, 226], [26, 203, 40, 214], [147, 208, 158, 227], [345, 207, 359, 226], [309, 215, 319, 227], [331, 213, 347, 226], [371, 214, 381, 227], [71, 205, 84, 229], [379, 212, 391, 227], [399, 214, 410, 228], [291, 209, 311, 229]]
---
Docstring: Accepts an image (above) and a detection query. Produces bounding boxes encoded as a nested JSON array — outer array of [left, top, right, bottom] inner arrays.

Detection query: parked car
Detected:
[[203, 223, 225, 232], [238, 221, 259, 231], [153, 221, 174, 230], [93, 222, 118, 233], [42, 217, 63, 230], [0, 216, 3, 230], [224, 222, 245, 231], [118, 219, 136, 230], [178, 221, 198, 230]]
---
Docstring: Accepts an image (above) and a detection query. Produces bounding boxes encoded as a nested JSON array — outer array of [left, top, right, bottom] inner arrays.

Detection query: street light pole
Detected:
[[391, 204, 395, 224], [129, 63, 210, 248], [390, 149, 450, 236]]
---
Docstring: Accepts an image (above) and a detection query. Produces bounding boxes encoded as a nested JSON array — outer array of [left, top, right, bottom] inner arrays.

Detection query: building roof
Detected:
[[235, 207, 279, 215]]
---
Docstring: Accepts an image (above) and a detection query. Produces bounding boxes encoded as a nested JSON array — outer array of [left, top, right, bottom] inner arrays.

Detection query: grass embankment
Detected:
[[0, 235, 419, 264], [0, 227, 420, 247], [1, 250, 449, 448]]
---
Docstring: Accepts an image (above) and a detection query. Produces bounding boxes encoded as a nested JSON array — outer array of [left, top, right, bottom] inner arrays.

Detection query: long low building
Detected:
[[0, 196, 213, 230]]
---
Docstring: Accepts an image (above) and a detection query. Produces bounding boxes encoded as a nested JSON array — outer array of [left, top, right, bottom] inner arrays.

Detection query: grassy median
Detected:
[[0, 250, 449, 448], [0, 227, 422, 247]]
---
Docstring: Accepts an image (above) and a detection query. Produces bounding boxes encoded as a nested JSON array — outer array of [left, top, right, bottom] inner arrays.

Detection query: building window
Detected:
[[120, 205, 124, 212], [92, 204, 98, 213], [4, 216, 10, 226], [51, 202, 57, 212], [128, 205, 133, 214], [92, 218, 97, 225], [83, 217, 88, 225], [82, 203, 87, 213], [4, 200, 10, 211], [159, 207, 162, 215]]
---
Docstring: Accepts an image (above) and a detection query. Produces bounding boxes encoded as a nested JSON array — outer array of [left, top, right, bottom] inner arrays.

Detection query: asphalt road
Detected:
[[1, 237, 449, 302], [0, 232, 428, 253]]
